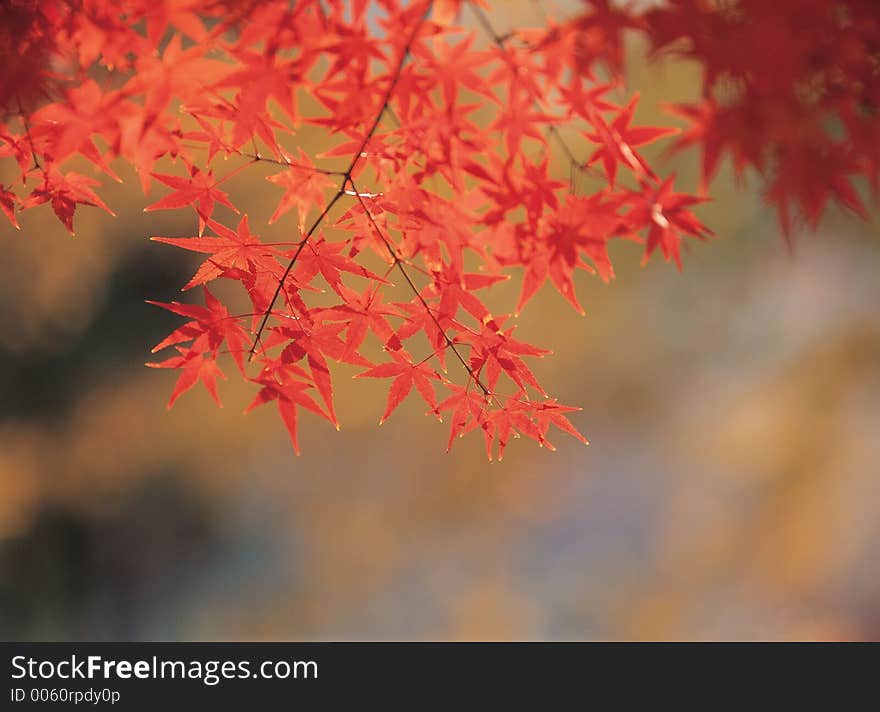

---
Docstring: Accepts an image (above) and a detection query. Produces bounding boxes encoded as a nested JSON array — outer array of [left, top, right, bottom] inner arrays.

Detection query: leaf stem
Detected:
[[248, 0, 433, 360], [348, 177, 490, 397]]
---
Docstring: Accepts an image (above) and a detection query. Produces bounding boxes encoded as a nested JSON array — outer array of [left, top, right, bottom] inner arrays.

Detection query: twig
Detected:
[[470, 3, 604, 187], [348, 177, 489, 396], [17, 99, 43, 174], [248, 0, 433, 360]]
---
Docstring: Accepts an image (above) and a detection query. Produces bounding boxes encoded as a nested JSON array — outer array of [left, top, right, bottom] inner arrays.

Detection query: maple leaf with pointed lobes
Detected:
[[22, 168, 115, 235], [145, 166, 237, 236], [663, 99, 729, 192], [571, 0, 644, 76], [508, 193, 619, 315], [315, 284, 401, 361], [431, 0, 490, 26], [151, 215, 280, 291], [476, 399, 548, 462], [0, 185, 18, 229], [292, 233, 390, 297], [434, 383, 491, 452], [182, 115, 226, 164], [117, 111, 185, 194], [491, 97, 557, 157], [382, 62, 434, 123], [335, 190, 396, 258], [140, 0, 207, 47], [146, 347, 226, 409], [245, 367, 330, 455], [521, 156, 566, 219], [128, 33, 228, 119], [0, 130, 33, 176], [475, 153, 565, 228], [513, 18, 575, 82], [534, 399, 590, 447], [767, 141, 869, 239], [489, 397, 589, 461], [663, 98, 773, 194], [30, 80, 121, 175], [261, 320, 372, 430], [148, 287, 250, 375], [215, 50, 300, 157], [639, 0, 880, 236], [233, 0, 325, 55], [183, 92, 288, 155], [405, 101, 489, 186], [469, 154, 530, 226], [438, 390, 588, 460], [266, 150, 336, 229], [410, 34, 494, 106], [486, 44, 547, 104], [624, 176, 713, 269], [0, 0, 60, 112], [356, 351, 442, 424], [397, 201, 472, 275], [394, 298, 454, 372], [559, 78, 620, 122], [217, 48, 301, 124], [584, 95, 678, 187], [67, 1, 145, 71], [325, 15, 387, 83], [431, 263, 506, 324], [310, 77, 386, 134], [458, 316, 550, 394]]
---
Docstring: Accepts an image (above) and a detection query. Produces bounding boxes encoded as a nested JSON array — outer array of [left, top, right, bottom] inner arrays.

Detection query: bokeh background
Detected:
[[2, 1, 879, 641]]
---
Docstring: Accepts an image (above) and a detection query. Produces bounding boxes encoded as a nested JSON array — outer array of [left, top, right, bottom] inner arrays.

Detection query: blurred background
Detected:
[[1, 2, 879, 641]]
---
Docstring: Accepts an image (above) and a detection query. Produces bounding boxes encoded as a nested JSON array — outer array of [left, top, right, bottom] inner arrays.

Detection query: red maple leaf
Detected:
[[22, 168, 115, 234], [315, 284, 401, 360], [245, 366, 330, 455], [148, 287, 250, 374], [584, 95, 678, 187], [266, 150, 337, 229], [457, 316, 550, 395], [146, 347, 227, 409], [145, 166, 238, 235], [356, 351, 441, 424], [0, 185, 19, 229], [151, 215, 280, 290], [623, 176, 712, 268], [292, 233, 389, 297]]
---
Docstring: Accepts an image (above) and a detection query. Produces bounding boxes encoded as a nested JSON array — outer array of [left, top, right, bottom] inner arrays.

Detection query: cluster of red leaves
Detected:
[[639, 0, 880, 236], [547, 0, 880, 236], [1, 0, 876, 458]]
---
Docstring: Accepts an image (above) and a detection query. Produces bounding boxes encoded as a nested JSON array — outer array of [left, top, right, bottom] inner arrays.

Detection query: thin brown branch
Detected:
[[248, 0, 433, 360], [348, 177, 490, 397], [17, 99, 43, 174], [248, 187, 346, 360], [470, 2, 604, 186], [234, 148, 346, 176]]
